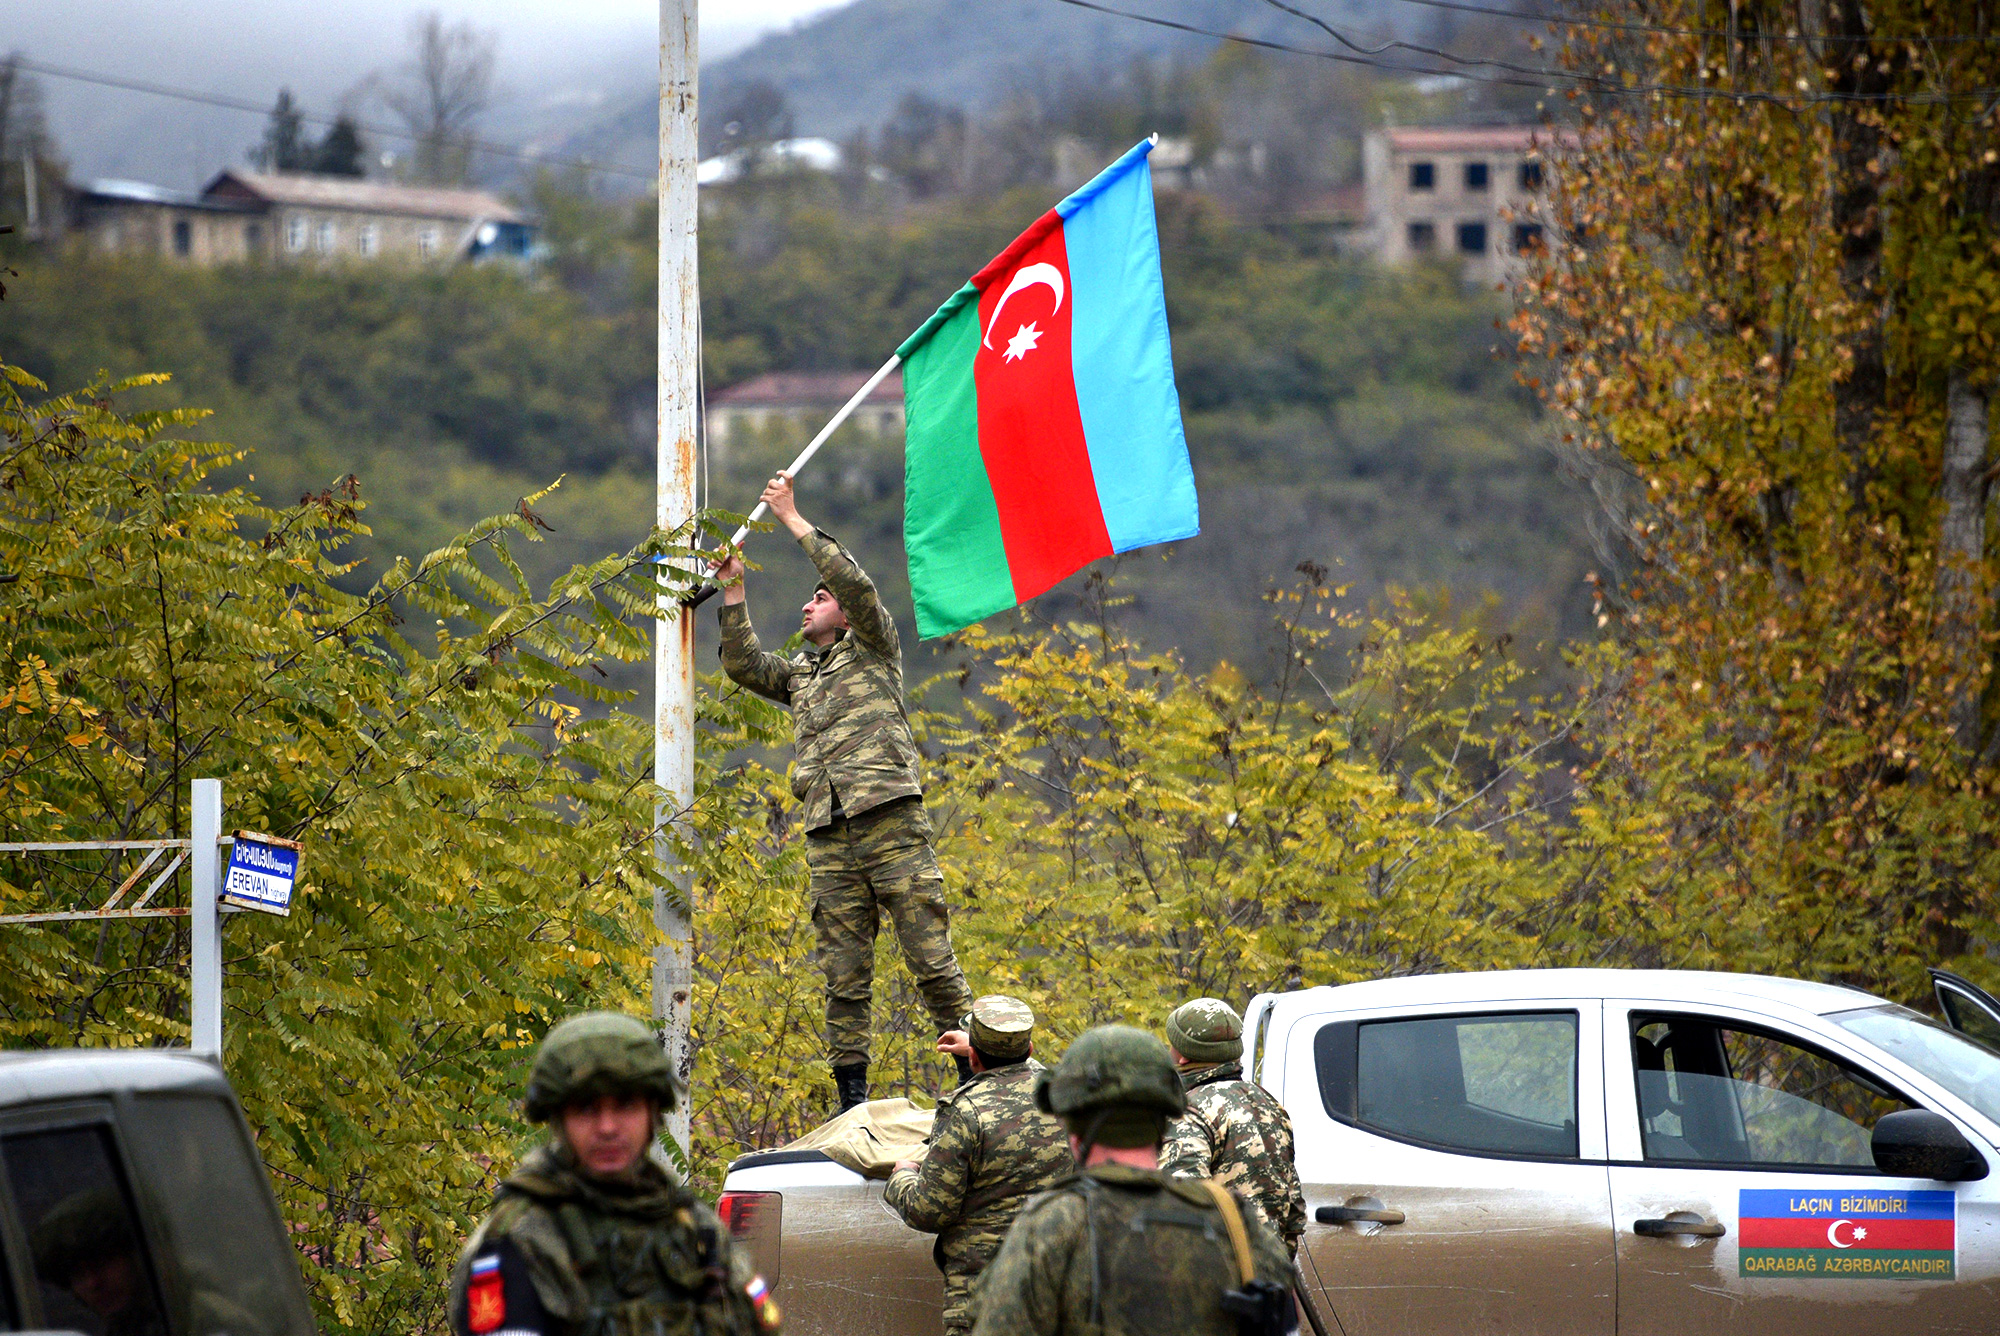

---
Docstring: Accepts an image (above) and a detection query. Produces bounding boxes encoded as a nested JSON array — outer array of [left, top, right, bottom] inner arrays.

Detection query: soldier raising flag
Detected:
[[713, 472, 975, 1111]]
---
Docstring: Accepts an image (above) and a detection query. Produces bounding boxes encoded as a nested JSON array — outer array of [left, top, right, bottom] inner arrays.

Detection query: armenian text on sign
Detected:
[[221, 832, 302, 916]]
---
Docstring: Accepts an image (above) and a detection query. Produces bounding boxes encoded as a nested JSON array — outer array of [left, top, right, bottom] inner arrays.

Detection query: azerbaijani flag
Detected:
[[897, 138, 1198, 640], [1738, 1188, 1956, 1279]]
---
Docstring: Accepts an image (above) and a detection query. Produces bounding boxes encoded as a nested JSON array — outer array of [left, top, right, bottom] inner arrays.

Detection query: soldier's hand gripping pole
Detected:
[[682, 353, 904, 610]]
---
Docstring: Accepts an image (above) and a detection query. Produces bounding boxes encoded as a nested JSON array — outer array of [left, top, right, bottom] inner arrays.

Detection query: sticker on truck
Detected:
[[1738, 1188, 1956, 1279]]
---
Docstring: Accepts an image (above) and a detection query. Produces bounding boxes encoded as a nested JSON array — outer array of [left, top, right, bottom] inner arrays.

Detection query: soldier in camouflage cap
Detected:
[[969, 1025, 1296, 1336], [448, 1013, 779, 1336], [885, 997, 1070, 1336], [1162, 998, 1308, 1253], [713, 471, 972, 1112]]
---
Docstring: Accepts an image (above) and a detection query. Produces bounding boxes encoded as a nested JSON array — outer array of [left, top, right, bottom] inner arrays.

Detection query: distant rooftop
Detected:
[[711, 370, 904, 408], [1384, 126, 1558, 153], [81, 178, 257, 212], [201, 170, 525, 223], [697, 137, 845, 187]]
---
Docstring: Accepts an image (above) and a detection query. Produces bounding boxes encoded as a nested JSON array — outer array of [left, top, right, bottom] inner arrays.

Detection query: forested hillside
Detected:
[[2, 170, 1590, 685]]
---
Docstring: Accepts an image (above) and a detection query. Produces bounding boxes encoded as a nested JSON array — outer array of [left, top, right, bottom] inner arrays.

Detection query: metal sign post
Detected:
[[190, 777, 223, 1058], [0, 778, 293, 1061]]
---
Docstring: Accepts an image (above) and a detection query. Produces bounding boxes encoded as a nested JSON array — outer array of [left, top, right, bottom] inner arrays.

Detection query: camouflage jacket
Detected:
[[718, 530, 922, 832], [966, 1164, 1295, 1336], [884, 1061, 1070, 1331], [448, 1143, 776, 1336], [1161, 1062, 1307, 1252]]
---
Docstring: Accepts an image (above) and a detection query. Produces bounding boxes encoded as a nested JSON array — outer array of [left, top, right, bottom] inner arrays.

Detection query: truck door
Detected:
[[1290, 1002, 1614, 1336], [1603, 1003, 2000, 1335]]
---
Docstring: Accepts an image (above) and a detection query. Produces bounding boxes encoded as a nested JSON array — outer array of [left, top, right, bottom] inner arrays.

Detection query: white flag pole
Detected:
[[724, 352, 903, 547], [684, 352, 901, 607]]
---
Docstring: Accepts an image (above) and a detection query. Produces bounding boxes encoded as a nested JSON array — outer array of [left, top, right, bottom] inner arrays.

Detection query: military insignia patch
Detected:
[[467, 1254, 505, 1333], [745, 1274, 782, 1331]]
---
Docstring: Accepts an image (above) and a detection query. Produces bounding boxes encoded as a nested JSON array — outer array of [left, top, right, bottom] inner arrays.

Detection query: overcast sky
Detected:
[[1, 0, 845, 187]]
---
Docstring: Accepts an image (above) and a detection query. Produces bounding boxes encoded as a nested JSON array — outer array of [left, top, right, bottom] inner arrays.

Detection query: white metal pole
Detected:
[[22, 153, 39, 236], [189, 778, 223, 1060], [724, 353, 902, 547], [657, 0, 699, 1156]]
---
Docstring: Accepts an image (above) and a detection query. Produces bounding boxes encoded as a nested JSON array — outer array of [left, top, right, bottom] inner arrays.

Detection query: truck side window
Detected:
[[119, 1095, 317, 1336], [1, 1123, 169, 1336], [1631, 1014, 1913, 1167], [1318, 1011, 1580, 1158]]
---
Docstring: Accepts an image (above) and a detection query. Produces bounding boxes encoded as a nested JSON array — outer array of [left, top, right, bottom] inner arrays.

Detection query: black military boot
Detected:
[[952, 1053, 975, 1086], [833, 1062, 869, 1113]]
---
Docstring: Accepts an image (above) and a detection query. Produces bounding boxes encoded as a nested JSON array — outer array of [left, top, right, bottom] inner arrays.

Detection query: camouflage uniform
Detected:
[[969, 1026, 1296, 1336], [884, 997, 1071, 1335], [448, 1014, 779, 1336], [1161, 999, 1308, 1254], [719, 529, 971, 1068]]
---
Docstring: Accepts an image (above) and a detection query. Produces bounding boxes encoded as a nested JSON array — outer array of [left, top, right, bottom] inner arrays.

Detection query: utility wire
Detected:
[[12, 56, 655, 183], [1048, 0, 2000, 105], [1258, 0, 1596, 82], [1385, 0, 2000, 45]]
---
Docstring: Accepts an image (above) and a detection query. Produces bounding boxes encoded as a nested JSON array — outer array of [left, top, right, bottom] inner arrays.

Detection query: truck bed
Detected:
[[723, 1149, 945, 1336]]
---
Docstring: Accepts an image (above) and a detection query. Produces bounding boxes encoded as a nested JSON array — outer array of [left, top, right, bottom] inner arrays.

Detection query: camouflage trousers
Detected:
[[806, 796, 973, 1068]]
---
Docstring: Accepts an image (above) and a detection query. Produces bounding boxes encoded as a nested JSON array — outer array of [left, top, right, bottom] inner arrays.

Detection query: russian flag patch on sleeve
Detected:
[[745, 1274, 782, 1331], [467, 1254, 506, 1332]]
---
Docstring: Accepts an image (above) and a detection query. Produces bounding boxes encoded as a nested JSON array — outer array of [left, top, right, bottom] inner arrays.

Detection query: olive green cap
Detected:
[[524, 1011, 683, 1122], [1167, 997, 1243, 1064], [1034, 1024, 1186, 1122], [963, 994, 1035, 1061]]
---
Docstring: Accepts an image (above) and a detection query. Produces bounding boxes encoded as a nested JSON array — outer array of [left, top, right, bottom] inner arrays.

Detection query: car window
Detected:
[[1935, 985, 2000, 1054], [1833, 1003, 2000, 1125], [1632, 1014, 1913, 1167], [0, 1223, 17, 1329], [1, 1122, 169, 1336], [121, 1095, 316, 1336], [1319, 1011, 1579, 1158]]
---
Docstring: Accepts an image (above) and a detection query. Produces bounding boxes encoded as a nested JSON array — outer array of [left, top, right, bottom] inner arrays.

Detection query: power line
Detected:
[[1048, 0, 2000, 105], [11, 56, 655, 183], [1257, 0, 1595, 83], [1384, 0, 2000, 46]]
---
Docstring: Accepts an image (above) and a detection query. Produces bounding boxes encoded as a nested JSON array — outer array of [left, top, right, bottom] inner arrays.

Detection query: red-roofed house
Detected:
[[705, 370, 905, 450], [1362, 125, 1568, 283]]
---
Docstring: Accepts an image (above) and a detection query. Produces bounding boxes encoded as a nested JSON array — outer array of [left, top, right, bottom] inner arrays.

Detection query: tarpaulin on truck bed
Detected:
[[785, 1097, 936, 1179]]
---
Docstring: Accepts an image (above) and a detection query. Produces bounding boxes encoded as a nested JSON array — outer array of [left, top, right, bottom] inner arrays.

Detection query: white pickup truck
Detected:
[[719, 967, 2000, 1336]]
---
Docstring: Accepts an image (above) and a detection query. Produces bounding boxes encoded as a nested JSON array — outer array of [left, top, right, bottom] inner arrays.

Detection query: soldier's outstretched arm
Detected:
[[760, 470, 900, 660], [884, 1102, 976, 1232], [714, 550, 797, 704]]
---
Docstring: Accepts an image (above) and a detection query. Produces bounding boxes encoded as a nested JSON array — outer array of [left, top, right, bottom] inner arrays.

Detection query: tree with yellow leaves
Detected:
[[1513, 0, 1999, 997]]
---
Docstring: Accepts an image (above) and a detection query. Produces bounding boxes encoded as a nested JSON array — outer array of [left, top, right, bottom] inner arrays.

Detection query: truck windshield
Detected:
[[1831, 1004, 2000, 1126]]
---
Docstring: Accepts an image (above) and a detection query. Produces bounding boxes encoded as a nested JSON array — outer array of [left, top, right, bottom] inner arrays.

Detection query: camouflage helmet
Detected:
[[524, 1011, 683, 1122], [1167, 997, 1244, 1064], [1034, 1024, 1186, 1120]]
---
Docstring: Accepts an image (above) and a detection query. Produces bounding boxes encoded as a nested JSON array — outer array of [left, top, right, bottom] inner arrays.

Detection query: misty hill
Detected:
[[557, 0, 1443, 186]]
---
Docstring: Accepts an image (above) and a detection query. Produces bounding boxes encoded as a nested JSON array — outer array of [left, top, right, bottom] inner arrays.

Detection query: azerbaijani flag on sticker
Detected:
[[1738, 1188, 1955, 1279], [897, 137, 1198, 640]]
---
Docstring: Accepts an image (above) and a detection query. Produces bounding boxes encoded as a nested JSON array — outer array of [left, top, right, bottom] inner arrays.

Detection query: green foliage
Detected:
[[0, 356, 713, 1331], [685, 571, 1594, 1167]]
